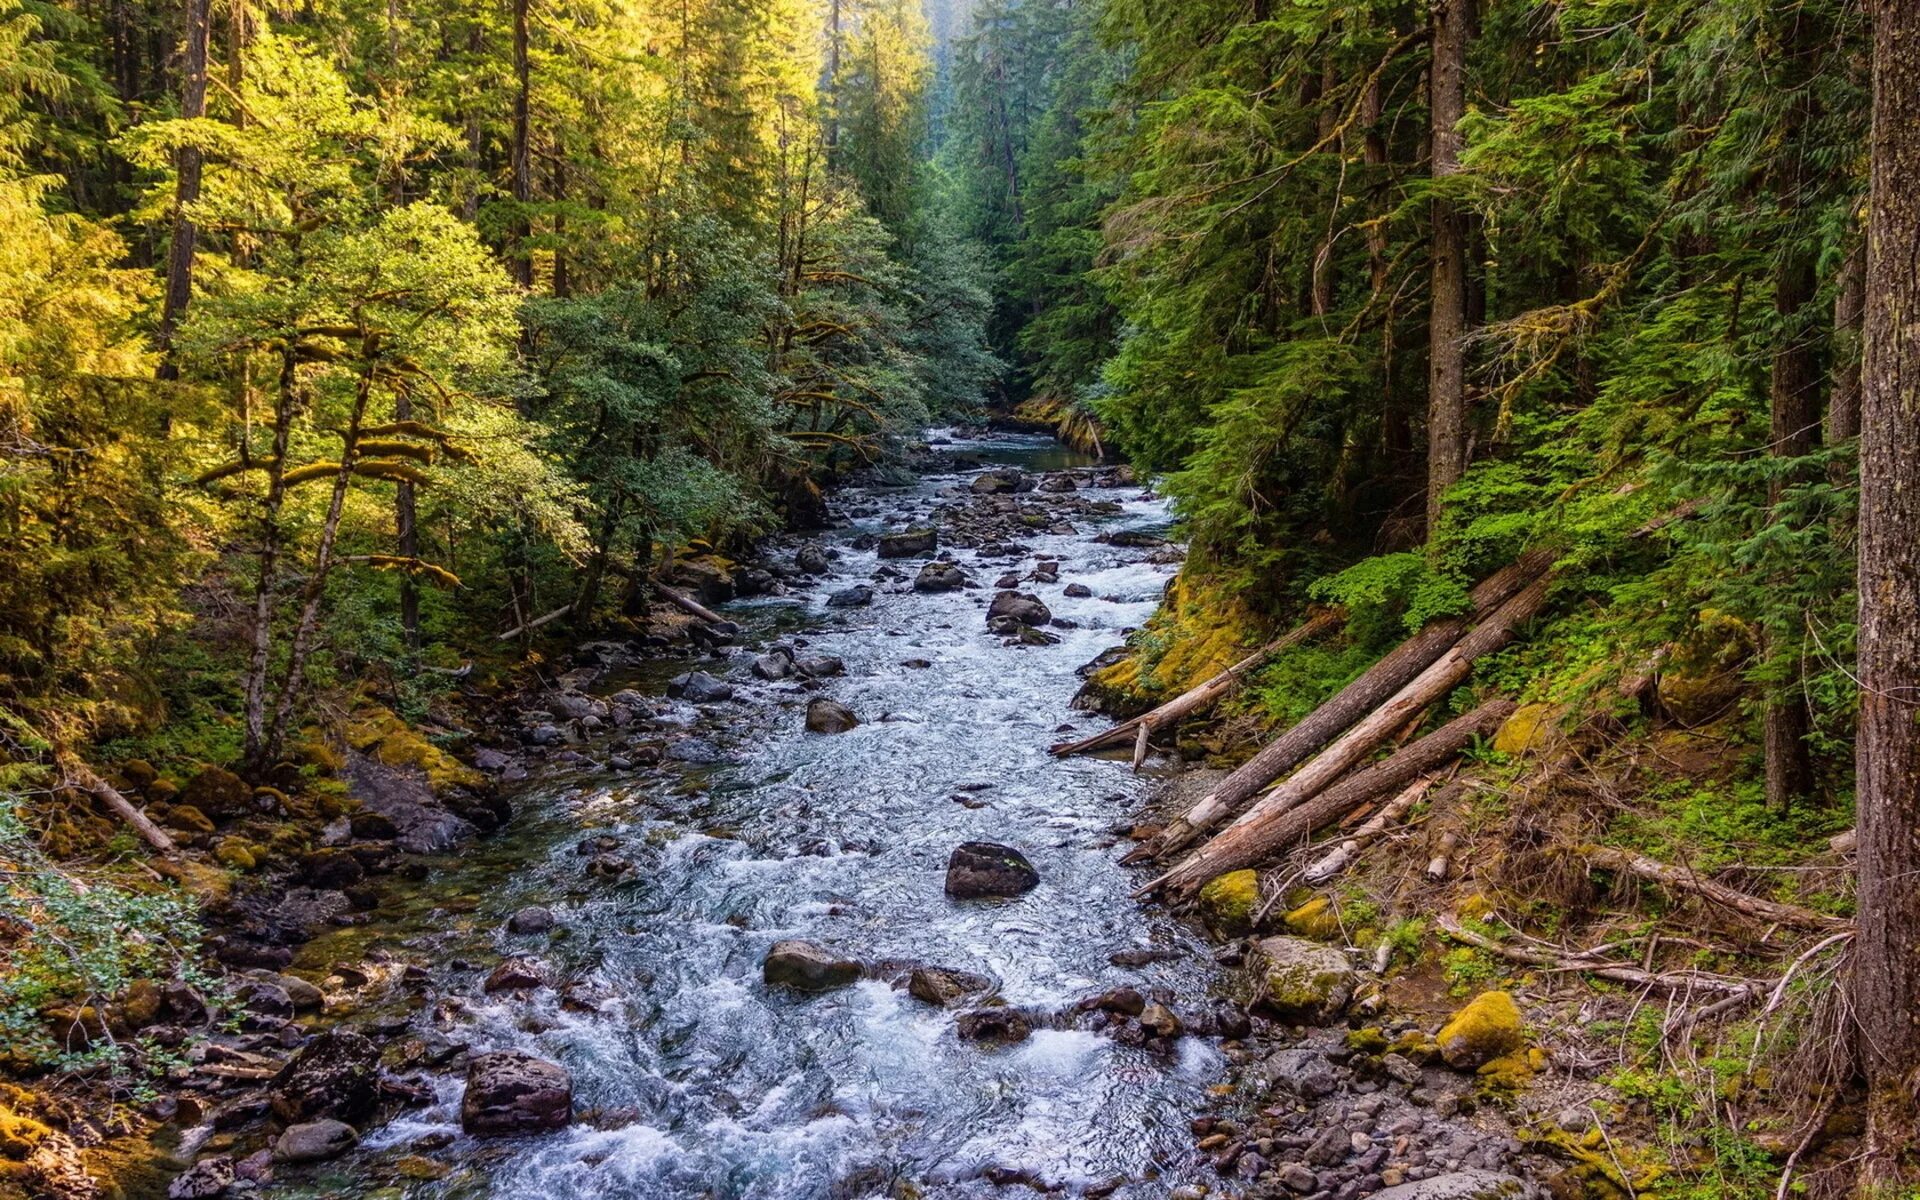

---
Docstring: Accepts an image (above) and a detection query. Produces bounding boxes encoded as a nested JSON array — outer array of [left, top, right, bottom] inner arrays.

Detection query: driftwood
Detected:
[[654, 582, 729, 627], [1580, 845, 1848, 932], [1427, 830, 1460, 882], [58, 754, 177, 855], [1050, 608, 1345, 757], [1134, 549, 1554, 862], [1437, 915, 1761, 999], [496, 602, 574, 641], [1303, 776, 1436, 884], [1152, 697, 1518, 897]]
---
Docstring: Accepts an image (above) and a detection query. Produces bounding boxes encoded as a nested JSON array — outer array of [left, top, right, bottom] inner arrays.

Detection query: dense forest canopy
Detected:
[[6, 0, 1920, 1191]]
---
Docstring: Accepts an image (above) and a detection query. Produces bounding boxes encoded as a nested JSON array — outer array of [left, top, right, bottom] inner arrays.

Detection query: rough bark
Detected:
[[1051, 608, 1344, 757], [155, 0, 211, 379], [58, 754, 177, 855], [654, 583, 727, 627], [508, 0, 533, 289], [1157, 699, 1516, 897], [1152, 574, 1550, 895], [241, 351, 298, 768], [1829, 238, 1865, 447], [1302, 776, 1437, 884], [1136, 548, 1551, 861], [1856, 1, 1920, 1183], [1765, 252, 1819, 813], [1579, 846, 1845, 932], [1425, 0, 1470, 534]]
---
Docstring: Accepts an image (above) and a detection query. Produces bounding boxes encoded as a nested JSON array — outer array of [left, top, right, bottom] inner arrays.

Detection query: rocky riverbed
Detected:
[[54, 433, 1552, 1200]]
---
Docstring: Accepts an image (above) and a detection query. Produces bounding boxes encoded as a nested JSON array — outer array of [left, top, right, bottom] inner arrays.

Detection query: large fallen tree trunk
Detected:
[[654, 582, 729, 627], [1580, 845, 1848, 932], [1050, 608, 1345, 757], [1303, 776, 1443, 884], [1132, 549, 1554, 863], [1151, 575, 1551, 895], [1150, 697, 1517, 897], [57, 752, 177, 855]]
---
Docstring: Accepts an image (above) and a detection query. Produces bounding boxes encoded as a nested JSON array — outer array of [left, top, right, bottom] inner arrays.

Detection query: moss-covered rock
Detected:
[[1436, 990, 1526, 1070], [347, 708, 484, 795], [1197, 869, 1260, 937], [162, 804, 214, 834], [1284, 896, 1342, 940], [119, 759, 158, 790], [1248, 936, 1357, 1025], [181, 765, 251, 819], [213, 838, 258, 870], [1493, 703, 1563, 757]]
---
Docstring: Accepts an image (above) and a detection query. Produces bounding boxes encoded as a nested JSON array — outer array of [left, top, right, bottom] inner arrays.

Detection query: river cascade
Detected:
[[284, 434, 1225, 1199]]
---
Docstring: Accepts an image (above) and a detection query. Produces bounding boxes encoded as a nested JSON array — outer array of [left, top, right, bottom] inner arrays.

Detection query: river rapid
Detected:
[[283, 434, 1227, 1200]]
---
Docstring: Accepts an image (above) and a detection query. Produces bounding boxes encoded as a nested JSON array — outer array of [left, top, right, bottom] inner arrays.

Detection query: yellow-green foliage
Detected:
[[1437, 989, 1527, 1070], [1197, 869, 1259, 936], [1493, 702, 1563, 757], [1284, 896, 1342, 940], [1094, 573, 1263, 712], [346, 707, 484, 794]]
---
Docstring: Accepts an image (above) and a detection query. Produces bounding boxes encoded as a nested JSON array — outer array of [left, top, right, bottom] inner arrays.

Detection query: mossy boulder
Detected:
[[1197, 869, 1260, 937], [1248, 936, 1357, 1025], [162, 805, 214, 834], [213, 838, 259, 870], [347, 708, 484, 795], [120, 759, 159, 790], [1493, 703, 1564, 757], [1436, 990, 1526, 1070], [1284, 896, 1342, 940], [181, 766, 251, 819]]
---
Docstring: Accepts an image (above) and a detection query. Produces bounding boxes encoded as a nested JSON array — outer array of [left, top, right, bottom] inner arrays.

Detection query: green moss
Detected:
[[1284, 896, 1342, 940], [1436, 990, 1526, 1069], [1197, 869, 1260, 937]]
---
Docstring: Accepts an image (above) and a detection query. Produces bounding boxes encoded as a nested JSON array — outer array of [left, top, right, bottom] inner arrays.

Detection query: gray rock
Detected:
[[914, 561, 969, 593], [794, 543, 832, 574], [461, 1050, 574, 1136], [1063, 583, 1093, 598], [805, 698, 860, 734], [945, 842, 1040, 899], [484, 957, 547, 993], [878, 528, 938, 558], [508, 906, 555, 935], [826, 584, 874, 608], [906, 967, 994, 1007], [168, 1157, 235, 1199], [970, 470, 1029, 495], [987, 591, 1051, 627], [795, 655, 846, 678], [1248, 936, 1359, 1025], [1138, 1001, 1183, 1039], [1369, 1171, 1544, 1200], [667, 671, 733, 704], [269, 1030, 381, 1126], [955, 1006, 1034, 1043], [273, 1120, 358, 1164], [763, 940, 862, 991], [1278, 1163, 1318, 1193], [751, 651, 794, 681]]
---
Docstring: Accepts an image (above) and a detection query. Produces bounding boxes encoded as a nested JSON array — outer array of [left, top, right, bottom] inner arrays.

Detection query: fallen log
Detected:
[[1437, 915, 1761, 999], [1050, 608, 1345, 757], [496, 602, 574, 641], [1151, 697, 1517, 897], [654, 583, 729, 627], [1303, 776, 1437, 884], [1580, 845, 1848, 932], [1133, 549, 1554, 862], [57, 753, 177, 855]]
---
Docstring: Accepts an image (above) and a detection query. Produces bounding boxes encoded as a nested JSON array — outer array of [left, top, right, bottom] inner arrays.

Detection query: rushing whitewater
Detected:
[[288, 435, 1221, 1199]]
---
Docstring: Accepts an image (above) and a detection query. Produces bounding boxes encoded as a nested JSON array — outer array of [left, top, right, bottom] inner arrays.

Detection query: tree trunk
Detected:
[[1157, 698, 1517, 897], [394, 387, 420, 652], [155, 0, 211, 379], [1765, 252, 1819, 813], [1152, 575, 1549, 896], [1830, 238, 1865, 447], [1424, 0, 1470, 535], [1856, 1, 1920, 1184], [1052, 608, 1344, 757], [1136, 548, 1552, 861], [508, 0, 532, 289], [241, 351, 298, 769]]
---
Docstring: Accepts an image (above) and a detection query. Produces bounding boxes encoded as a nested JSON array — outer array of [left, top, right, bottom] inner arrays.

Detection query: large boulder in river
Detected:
[[667, 671, 733, 704], [970, 470, 1030, 495], [907, 966, 994, 1007], [914, 561, 969, 593], [763, 940, 862, 991], [805, 698, 860, 734], [986, 591, 1051, 628], [877, 528, 938, 559], [794, 543, 832, 575], [1248, 936, 1357, 1026], [272, 1120, 358, 1164], [945, 842, 1040, 899], [269, 1030, 381, 1126], [461, 1050, 574, 1136], [826, 584, 874, 608]]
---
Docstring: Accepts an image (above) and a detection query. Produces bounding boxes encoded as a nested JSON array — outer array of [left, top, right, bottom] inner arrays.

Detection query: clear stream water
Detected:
[[285, 434, 1223, 1199]]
